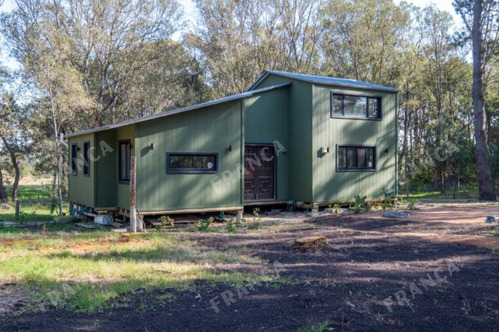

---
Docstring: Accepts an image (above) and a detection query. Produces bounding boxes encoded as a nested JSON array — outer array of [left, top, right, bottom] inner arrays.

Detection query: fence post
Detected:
[[130, 156, 137, 233], [15, 200, 20, 220]]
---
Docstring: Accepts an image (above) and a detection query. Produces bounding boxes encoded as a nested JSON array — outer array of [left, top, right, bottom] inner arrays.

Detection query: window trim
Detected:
[[83, 141, 91, 177], [336, 144, 377, 172], [166, 152, 219, 174], [118, 140, 131, 184], [330, 92, 382, 120], [71, 144, 78, 176]]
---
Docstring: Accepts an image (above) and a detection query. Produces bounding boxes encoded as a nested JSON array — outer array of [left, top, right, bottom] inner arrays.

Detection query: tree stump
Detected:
[[292, 236, 330, 251]]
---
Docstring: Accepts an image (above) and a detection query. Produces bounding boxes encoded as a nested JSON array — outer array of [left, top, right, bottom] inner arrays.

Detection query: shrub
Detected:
[[353, 195, 367, 214], [198, 217, 213, 231]]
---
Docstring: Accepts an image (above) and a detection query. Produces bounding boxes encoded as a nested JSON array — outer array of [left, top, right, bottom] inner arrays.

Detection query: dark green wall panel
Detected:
[[135, 101, 243, 212]]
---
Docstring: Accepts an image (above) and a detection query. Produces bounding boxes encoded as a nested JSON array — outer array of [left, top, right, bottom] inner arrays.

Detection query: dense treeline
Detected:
[[0, 0, 497, 212]]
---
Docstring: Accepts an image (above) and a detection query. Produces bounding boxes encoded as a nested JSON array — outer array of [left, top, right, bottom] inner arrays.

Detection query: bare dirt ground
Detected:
[[0, 203, 498, 331]]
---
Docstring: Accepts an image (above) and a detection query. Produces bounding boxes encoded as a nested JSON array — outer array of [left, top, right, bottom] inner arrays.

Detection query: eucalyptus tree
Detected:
[[188, 0, 324, 97], [453, 0, 499, 200], [320, 0, 410, 87], [1, 0, 186, 127]]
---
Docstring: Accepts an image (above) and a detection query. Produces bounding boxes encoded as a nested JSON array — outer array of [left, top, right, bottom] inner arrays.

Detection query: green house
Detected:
[[66, 71, 398, 216]]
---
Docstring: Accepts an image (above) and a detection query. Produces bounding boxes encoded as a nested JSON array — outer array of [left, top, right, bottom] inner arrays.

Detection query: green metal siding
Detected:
[[94, 130, 118, 208], [311, 84, 398, 202], [250, 75, 313, 202], [244, 87, 290, 201], [68, 134, 95, 207], [135, 101, 243, 212]]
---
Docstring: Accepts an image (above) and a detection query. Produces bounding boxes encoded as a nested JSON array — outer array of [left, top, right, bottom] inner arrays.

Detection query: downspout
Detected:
[[60, 133, 68, 148]]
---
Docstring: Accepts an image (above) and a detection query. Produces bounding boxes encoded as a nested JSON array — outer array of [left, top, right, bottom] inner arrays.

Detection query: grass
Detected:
[[0, 226, 275, 313], [0, 184, 69, 222], [297, 320, 331, 332], [0, 205, 58, 222], [399, 188, 477, 200], [5, 184, 52, 200]]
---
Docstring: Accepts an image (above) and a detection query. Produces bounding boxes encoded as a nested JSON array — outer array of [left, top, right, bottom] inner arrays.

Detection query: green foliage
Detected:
[[248, 222, 261, 230], [252, 208, 261, 220], [226, 218, 242, 233], [382, 189, 395, 210], [198, 217, 213, 232], [407, 198, 419, 210], [353, 195, 367, 214], [158, 216, 174, 228], [297, 320, 331, 332]]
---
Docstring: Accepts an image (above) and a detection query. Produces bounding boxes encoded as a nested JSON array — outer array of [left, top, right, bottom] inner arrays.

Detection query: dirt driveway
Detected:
[[1, 203, 498, 331]]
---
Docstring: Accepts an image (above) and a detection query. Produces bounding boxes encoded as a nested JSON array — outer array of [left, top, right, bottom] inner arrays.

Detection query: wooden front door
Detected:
[[244, 145, 276, 201]]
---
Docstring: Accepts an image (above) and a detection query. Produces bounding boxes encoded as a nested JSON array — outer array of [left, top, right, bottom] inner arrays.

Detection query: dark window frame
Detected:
[[166, 152, 219, 174], [119, 140, 131, 184], [330, 92, 382, 120], [83, 141, 91, 177], [71, 144, 78, 176], [336, 145, 377, 172]]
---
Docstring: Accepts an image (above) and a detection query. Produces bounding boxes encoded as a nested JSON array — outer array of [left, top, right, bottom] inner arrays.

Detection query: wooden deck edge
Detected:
[[244, 200, 289, 206], [140, 206, 244, 216]]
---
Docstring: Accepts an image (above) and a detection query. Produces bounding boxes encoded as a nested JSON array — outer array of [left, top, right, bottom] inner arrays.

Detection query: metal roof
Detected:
[[66, 81, 292, 138], [247, 70, 399, 93]]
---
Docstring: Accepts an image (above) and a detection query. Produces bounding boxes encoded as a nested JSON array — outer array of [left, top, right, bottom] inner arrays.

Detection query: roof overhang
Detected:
[[66, 81, 292, 138], [247, 70, 399, 93]]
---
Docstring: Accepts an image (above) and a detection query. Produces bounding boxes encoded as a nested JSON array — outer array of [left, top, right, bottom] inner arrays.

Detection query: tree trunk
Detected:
[[0, 136, 20, 202], [472, 0, 496, 201], [0, 163, 7, 203]]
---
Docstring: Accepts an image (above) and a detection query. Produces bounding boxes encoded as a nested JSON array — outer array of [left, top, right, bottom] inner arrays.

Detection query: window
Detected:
[[167, 153, 218, 174], [71, 144, 78, 175], [83, 142, 90, 176], [119, 140, 131, 183], [331, 93, 381, 119], [337, 145, 376, 171]]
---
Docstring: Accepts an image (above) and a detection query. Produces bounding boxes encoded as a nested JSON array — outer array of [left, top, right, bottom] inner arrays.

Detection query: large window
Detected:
[[337, 145, 376, 171], [71, 144, 78, 176], [331, 93, 381, 119], [167, 153, 218, 174], [83, 142, 90, 177], [119, 140, 131, 183]]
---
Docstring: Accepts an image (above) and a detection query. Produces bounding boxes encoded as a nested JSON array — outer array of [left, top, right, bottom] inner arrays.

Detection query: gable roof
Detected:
[[247, 70, 399, 93], [66, 81, 291, 138]]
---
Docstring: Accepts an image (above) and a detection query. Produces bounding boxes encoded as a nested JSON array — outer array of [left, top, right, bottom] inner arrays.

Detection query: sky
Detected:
[[0, 0, 462, 70]]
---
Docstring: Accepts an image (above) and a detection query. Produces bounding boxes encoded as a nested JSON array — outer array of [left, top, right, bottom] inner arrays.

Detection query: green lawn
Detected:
[[6, 184, 52, 200], [0, 205, 59, 222], [398, 188, 477, 200], [1, 184, 65, 222], [0, 225, 277, 313]]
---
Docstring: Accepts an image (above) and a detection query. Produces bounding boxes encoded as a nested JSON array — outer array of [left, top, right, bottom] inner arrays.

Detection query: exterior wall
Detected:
[[116, 125, 135, 209], [94, 129, 118, 208], [135, 101, 243, 212], [244, 87, 290, 201], [68, 133, 95, 207], [311, 84, 398, 202], [249, 75, 313, 202]]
